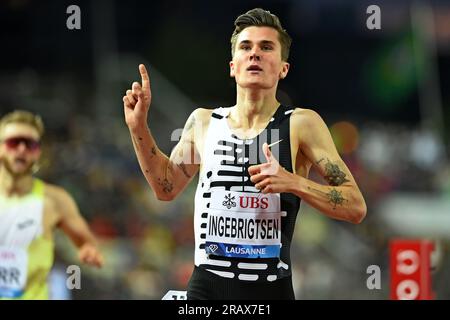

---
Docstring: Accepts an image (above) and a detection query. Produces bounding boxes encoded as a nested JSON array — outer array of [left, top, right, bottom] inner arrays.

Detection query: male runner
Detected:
[[123, 8, 366, 299], [0, 110, 104, 299]]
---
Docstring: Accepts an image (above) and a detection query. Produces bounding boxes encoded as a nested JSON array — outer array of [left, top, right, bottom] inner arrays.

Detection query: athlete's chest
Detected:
[[197, 115, 308, 177], [0, 195, 45, 246]]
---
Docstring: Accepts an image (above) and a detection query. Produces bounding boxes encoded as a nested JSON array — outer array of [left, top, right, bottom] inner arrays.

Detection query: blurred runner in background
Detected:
[[0, 110, 104, 300]]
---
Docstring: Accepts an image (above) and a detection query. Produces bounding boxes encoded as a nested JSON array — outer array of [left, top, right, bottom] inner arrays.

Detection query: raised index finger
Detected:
[[139, 64, 150, 92]]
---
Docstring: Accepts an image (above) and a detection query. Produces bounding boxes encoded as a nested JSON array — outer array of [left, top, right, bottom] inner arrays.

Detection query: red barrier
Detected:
[[390, 239, 434, 300]]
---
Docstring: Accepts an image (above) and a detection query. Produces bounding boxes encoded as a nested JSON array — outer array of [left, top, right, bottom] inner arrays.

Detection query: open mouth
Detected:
[[247, 65, 263, 72], [14, 158, 27, 166]]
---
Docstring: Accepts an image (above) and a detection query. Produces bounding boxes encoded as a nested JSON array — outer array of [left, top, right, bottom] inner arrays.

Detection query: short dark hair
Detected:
[[230, 8, 292, 61]]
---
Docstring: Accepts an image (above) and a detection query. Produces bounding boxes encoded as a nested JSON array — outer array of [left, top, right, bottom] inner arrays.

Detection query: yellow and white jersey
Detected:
[[0, 179, 54, 299]]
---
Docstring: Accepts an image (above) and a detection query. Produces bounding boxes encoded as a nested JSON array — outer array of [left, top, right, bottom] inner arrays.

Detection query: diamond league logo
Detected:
[[208, 244, 218, 253], [222, 193, 236, 209]]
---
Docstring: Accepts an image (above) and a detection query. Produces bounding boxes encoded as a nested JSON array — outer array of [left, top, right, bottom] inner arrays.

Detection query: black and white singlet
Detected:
[[188, 105, 301, 300]]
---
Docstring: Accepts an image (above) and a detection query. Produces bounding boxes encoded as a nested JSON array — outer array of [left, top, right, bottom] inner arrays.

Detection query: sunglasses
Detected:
[[2, 137, 41, 151]]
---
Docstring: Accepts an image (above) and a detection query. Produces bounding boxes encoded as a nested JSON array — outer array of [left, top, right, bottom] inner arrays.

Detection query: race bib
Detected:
[[162, 290, 187, 300], [0, 246, 28, 298], [205, 190, 282, 259]]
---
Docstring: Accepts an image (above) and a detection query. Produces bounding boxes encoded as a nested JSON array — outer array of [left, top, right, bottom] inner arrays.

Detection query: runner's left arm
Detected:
[[248, 109, 366, 224]]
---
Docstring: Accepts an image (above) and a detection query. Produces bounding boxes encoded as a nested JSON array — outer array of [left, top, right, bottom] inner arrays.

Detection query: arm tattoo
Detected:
[[177, 163, 192, 178], [317, 158, 350, 186], [158, 178, 173, 193], [308, 186, 348, 210], [327, 188, 346, 209], [132, 135, 156, 158], [316, 158, 325, 165]]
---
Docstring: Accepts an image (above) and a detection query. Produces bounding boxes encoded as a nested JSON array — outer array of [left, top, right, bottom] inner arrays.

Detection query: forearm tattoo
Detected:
[[316, 158, 350, 186], [308, 186, 348, 210], [327, 188, 347, 209], [158, 178, 173, 193], [316, 158, 325, 165], [177, 163, 191, 178], [132, 135, 156, 158]]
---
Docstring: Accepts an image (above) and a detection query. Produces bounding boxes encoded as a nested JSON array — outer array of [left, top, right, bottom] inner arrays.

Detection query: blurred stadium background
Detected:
[[1, 0, 449, 299]]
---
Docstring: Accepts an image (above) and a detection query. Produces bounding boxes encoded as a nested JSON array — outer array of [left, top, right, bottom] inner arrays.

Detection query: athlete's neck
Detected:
[[0, 166, 34, 197], [232, 87, 280, 130]]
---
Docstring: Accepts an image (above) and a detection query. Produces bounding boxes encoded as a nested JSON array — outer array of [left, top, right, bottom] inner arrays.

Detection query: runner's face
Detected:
[[0, 123, 41, 177], [230, 26, 289, 90]]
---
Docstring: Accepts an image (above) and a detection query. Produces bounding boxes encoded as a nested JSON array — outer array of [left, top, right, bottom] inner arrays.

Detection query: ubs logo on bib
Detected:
[[222, 193, 236, 209], [239, 196, 269, 209], [221, 193, 270, 210]]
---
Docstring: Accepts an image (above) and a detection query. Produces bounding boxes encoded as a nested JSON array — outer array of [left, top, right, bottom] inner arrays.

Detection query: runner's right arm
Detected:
[[123, 64, 200, 201]]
